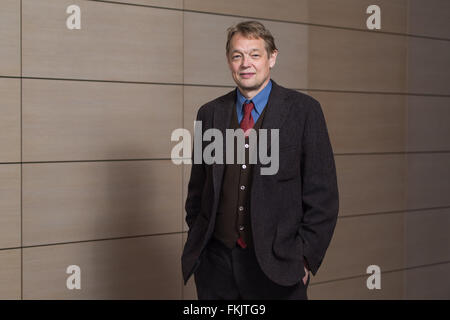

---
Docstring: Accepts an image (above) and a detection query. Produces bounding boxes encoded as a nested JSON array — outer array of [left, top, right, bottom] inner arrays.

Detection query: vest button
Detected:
[[239, 206, 244, 211], [239, 226, 245, 231], [240, 185, 245, 190]]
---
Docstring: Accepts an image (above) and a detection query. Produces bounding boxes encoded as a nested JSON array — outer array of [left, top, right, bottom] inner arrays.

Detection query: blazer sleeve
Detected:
[[299, 98, 339, 276], [184, 107, 206, 230]]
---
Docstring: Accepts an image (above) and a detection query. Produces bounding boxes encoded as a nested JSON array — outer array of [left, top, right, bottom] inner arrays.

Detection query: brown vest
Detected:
[[213, 103, 268, 249]]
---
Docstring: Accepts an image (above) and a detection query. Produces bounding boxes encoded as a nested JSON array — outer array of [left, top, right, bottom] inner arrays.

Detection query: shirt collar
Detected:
[[236, 79, 272, 115]]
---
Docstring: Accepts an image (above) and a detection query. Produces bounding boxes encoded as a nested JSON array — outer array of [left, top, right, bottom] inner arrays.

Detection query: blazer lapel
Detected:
[[259, 79, 292, 151]]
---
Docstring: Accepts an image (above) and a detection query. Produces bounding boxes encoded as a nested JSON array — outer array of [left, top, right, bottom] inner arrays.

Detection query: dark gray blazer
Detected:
[[181, 80, 339, 286]]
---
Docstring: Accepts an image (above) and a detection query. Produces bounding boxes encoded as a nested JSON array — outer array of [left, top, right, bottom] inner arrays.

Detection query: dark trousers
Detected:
[[194, 237, 310, 300]]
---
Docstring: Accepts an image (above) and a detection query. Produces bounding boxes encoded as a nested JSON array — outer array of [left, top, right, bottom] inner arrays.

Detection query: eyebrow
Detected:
[[230, 48, 262, 55]]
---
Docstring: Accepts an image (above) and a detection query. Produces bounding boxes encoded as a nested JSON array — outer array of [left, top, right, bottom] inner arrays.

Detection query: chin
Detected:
[[237, 79, 262, 90], [240, 83, 263, 91]]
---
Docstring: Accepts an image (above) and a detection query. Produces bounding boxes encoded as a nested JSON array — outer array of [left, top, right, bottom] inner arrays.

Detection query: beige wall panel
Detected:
[[184, 0, 308, 24], [182, 232, 198, 299], [312, 212, 404, 283], [185, 0, 407, 34], [408, 0, 450, 39], [308, 27, 407, 92], [22, 0, 182, 82], [407, 96, 450, 152], [104, 0, 182, 9], [23, 160, 182, 246], [22, 79, 182, 162], [309, 0, 407, 34], [0, 165, 21, 249], [182, 164, 190, 232], [23, 234, 182, 299], [408, 38, 450, 95], [183, 85, 233, 136], [0, 0, 20, 76], [406, 208, 450, 268], [406, 153, 450, 210], [405, 263, 450, 299], [308, 91, 407, 153], [336, 154, 406, 216], [184, 12, 309, 88], [309, 270, 403, 299], [0, 78, 21, 163], [0, 249, 21, 299]]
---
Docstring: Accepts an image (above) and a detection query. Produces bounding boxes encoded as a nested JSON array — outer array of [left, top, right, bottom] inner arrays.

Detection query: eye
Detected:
[[252, 54, 260, 58], [232, 55, 241, 60]]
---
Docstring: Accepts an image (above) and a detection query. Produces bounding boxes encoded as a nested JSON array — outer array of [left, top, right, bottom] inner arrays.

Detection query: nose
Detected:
[[241, 54, 251, 68]]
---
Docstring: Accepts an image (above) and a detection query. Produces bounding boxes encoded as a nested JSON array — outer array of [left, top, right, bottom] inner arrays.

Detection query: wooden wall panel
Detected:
[[308, 0, 407, 34], [185, 0, 408, 34], [23, 234, 182, 299], [408, 0, 450, 39], [0, 78, 21, 163], [407, 37, 450, 95], [406, 153, 450, 210], [309, 270, 403, 299], [308, 27, 407, 92], [336, 154, 406, 216], [407, 96, 450, 152], [184, 0, 308, 24], [22, 0, 182, 82], [405, 208, 450, 268], [182, 164, 190, 233], [183, 85, 233, 137], [0, 249, 21, 300], [23, 160, 181, 246], [22, 79, 182, 161], [404, 262, 450, 299], [0, 165, 21, 249], [0, 0, 20, 76], [308, 91, 407, 153], [105, 0, 182, 9], [312, 213, 404, 283]]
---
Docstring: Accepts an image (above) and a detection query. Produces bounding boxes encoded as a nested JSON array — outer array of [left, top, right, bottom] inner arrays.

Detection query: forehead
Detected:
[[229, 33, 265, 51]]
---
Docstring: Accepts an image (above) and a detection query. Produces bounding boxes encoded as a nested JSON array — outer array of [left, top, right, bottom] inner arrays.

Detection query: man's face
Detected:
[[227, 33, 278, 96]]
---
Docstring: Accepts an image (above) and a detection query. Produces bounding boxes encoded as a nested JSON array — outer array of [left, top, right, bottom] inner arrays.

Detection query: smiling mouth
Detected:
[[240, 73, 255, 78]]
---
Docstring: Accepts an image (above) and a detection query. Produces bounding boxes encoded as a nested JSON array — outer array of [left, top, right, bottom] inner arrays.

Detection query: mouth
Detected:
[[239, 72, 255, 79]]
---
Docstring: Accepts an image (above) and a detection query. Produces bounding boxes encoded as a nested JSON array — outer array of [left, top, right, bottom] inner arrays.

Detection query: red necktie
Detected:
[[236, 101, 254, 249], [240, 101, 255, 135]]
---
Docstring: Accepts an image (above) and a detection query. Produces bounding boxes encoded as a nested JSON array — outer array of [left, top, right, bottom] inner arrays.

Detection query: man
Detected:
[[181, 21, 339, 300]]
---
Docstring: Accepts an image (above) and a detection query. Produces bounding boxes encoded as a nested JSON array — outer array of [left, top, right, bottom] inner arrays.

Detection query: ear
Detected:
[[269, 49, 278, 69]]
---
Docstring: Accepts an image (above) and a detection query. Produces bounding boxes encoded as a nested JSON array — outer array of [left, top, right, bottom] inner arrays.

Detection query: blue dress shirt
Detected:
[[236, 79, 272, 124]]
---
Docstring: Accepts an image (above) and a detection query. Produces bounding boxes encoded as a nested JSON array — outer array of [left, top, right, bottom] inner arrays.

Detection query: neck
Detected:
[[238, 77, 270, 100]]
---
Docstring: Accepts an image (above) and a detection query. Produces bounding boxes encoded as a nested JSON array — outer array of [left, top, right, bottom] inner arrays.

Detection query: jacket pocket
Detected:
[[276, 145, 300, 181]]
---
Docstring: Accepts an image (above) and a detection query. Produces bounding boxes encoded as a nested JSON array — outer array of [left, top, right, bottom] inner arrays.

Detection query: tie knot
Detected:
[[243, 101, 254, 115]]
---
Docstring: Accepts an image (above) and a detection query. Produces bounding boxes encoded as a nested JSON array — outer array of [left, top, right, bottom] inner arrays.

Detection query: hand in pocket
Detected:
[[302, 265, 309, 285]]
